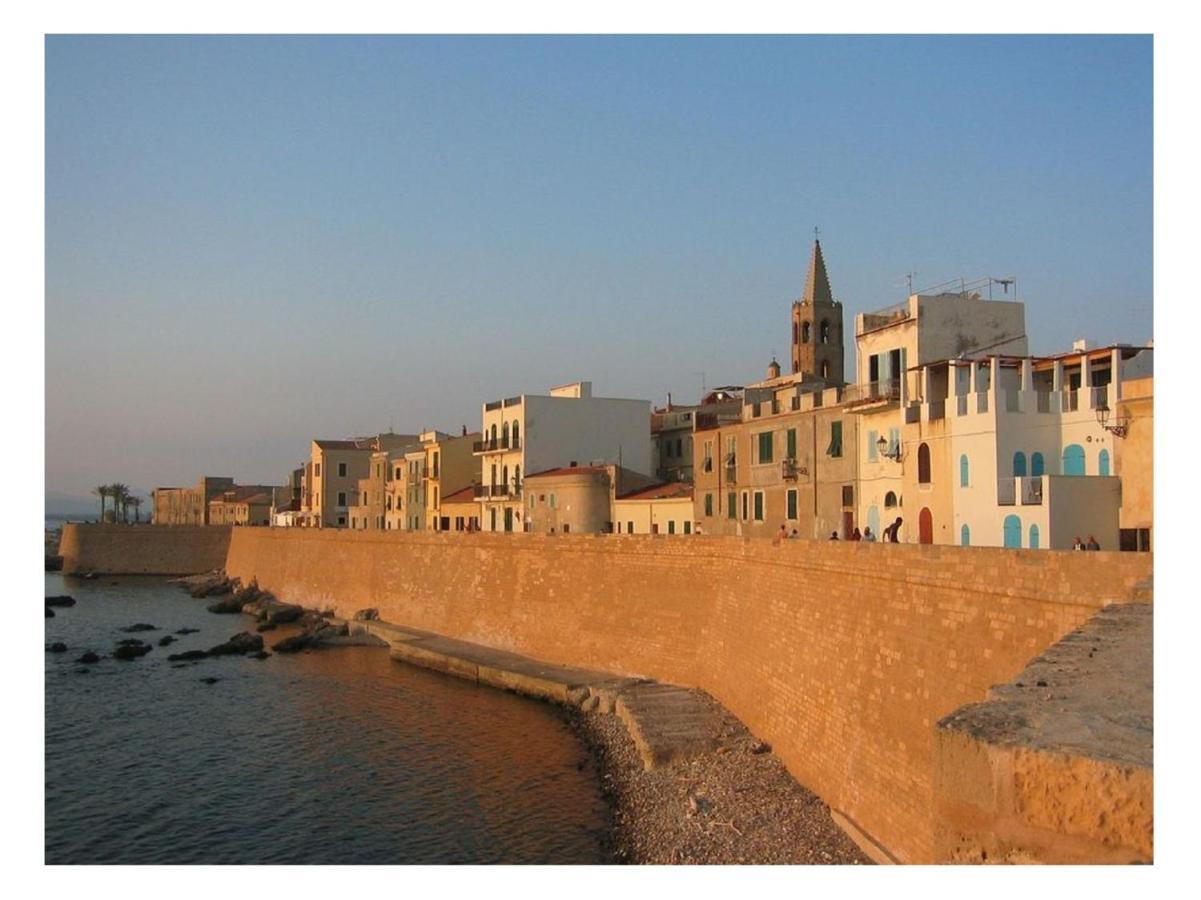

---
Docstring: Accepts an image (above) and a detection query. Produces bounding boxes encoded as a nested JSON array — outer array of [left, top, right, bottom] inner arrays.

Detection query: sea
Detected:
[[44, 573, 610, 864]]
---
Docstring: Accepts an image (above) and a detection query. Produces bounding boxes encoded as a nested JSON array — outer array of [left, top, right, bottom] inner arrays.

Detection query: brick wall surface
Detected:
[[222, 528, 1151, 863], [60, 523, 232, 575]]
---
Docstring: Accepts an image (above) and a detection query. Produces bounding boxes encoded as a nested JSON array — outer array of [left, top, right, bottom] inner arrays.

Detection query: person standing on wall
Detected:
[[885, 517, 903, 542]]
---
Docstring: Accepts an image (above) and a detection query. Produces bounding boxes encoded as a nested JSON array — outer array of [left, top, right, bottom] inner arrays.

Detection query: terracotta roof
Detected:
[[616, 482, 694, 501], [525, 466, 610, 478], [314, 439, 369, 450], [441, 486, 478, 505]]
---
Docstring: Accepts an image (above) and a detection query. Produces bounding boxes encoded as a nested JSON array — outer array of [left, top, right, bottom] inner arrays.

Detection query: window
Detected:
[[1029, 524, 1040, 549], [315, 463, 321, 477], [338, 462, 347, 478], [757, 432, 774, 464], [959, 454, 970, 487], [628, 521, 634, 533], [786, 428, 797, 460], [917, 443, 931, 484], [375, 464, 381, 478], [665, 441, 673, 459], [433, 452, 440, 477], [549, 493, 557, 509], [827, 420, 843, 457], [802, 321, 811, 343], [563, 523, 571, 534], [741, 491, 749, 521], [512, 422, 520, 445], [668, 520, 676, 535], [1013, 451, 1027, 477], [753, 491, 764, 521], [337, 516, 345, 526], [820, 320, 830, 344], [616, 522, 622, 533], [337, 492, 347, 507], [821, 361, 830, 380], [704, 493, 713, 516], [502, 421, 510, 445], [1063, 444, 1085, 477], [1099, 449, 1111, 477], [786, 489, 798, 520], [841, 485, 854, 507], [684, 521, 692, 535], [867, 430, 878, 462], [888, 428, 900, 457], [651, 523, 659, 535], [727, 493, 737, 519], [961, 524, 971, 547], [1031, 452, 1045, 477], [884, 491, 898, 509]]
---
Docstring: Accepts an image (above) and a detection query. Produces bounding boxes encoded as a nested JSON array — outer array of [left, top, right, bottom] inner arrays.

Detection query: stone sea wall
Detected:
[[220, 527, 1152, 863], [60, 523, 232, 575]]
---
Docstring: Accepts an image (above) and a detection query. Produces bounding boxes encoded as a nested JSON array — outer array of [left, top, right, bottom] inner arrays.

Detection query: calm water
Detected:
[[45, 574, 610, 864]]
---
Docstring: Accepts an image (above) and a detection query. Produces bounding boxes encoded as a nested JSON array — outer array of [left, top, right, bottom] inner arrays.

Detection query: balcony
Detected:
[[781, 458, 798, 481], [844, 379, 901, 411], [473, 484, 511, 499], [473, 436, 521, 454], [1021, 476, 1044, 506]]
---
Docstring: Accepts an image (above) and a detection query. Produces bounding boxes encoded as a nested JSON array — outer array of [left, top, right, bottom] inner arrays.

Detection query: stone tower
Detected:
[[790, 239, 845, 383]]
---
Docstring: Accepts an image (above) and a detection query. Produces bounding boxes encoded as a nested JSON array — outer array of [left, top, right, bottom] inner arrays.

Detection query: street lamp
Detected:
[[877, 434, 903, 462], [1095, 403, 1128, 439]]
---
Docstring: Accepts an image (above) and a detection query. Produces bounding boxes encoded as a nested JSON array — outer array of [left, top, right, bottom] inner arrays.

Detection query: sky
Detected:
[[44, 35, 1152, 501]]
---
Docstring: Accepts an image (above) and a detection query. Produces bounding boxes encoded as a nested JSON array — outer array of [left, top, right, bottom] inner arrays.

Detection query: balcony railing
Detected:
[[473, 484, 511, 499], [1020, 476, 1043, 506], [473, 436, 521, 454], [928, 399, 946, 421], [957, 395, 968, 416], [860, 300, 913, 333], [997, 478, 1016, 506], [843, 379, 901, 408]]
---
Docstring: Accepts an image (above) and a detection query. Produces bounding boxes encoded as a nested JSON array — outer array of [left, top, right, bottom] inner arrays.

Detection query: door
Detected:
[[503, 508, 513, 533], [842, 510, 854, 539], [918, 507, 933, 544]]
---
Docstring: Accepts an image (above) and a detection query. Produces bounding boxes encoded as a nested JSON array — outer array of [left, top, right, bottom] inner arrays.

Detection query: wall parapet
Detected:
[[59, 523, 232, 575]]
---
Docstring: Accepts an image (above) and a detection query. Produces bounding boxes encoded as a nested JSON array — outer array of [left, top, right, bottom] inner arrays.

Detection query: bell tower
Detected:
[[790, 237, 845, 384]]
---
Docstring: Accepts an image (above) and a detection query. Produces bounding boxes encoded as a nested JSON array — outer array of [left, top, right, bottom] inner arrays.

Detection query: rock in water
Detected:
[[255, 621, 278, 632], [267, 604, 304, 625], [199, 677, 220, 685], [47, 642, 68, 653], [158, 635, 176, 647], [76, 651, 100, 664], [206, 595, 246, 614], [352, 608, 380, 622], [45, 607, 55, 618], [167, 650, 209, 662], [45, 595, 77, 607], [175, 627, 200, 635], [249, 650, 271, 660], [120, 623, 157, 633], [206, 632, 263, 657], [112, 642, 153, 660], [271, 633, 314, 654]]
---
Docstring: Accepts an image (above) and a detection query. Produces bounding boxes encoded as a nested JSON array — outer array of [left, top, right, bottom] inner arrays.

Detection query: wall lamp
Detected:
[[1095, 404, 1128, 439], [876, 435, 903, 462]]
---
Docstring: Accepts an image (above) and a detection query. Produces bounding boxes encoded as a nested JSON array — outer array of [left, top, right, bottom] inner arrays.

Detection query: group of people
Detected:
[[1073, 535, 1102, 551], [777, 516, 904, 544]]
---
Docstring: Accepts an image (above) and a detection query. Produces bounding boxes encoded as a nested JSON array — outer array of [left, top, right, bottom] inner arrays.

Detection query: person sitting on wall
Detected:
[[1086, 534, 1101, 551], [850, 527, 862, 541], [789, 528, 800, 540], [775, 524, 788, 545], [1073, 536, 1084, 550], [862, 526, 877, 542], [829, 531, 839, 540]]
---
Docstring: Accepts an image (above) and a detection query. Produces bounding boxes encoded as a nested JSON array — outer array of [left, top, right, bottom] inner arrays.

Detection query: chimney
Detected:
[[667, 392, 673, 411]]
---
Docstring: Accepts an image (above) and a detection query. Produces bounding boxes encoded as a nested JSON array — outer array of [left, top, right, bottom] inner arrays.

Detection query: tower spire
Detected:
[[802, 236, 834, 306]]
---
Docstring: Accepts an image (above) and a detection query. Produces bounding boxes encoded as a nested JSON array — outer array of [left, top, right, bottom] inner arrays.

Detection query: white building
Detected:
[[475, 380, 653, 532]]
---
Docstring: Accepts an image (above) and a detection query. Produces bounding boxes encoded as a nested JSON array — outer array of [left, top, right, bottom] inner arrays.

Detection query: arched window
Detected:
[[1029, 524, 1040, 549], [512, 421, 520, 446], [919, 507, 933, 544], [792, 322, 798, 344], [802, 322, 811, 343], [1031, 452, 1045, 477], [821, 360, 830, 379], [514, 464, 521, 488], [502, 465, 509, 488], [959, 454, 969, 487], [1098, 449, 1110, 477], [960, 524, 971, 546], [918, 443, 931, 484], [1013, 451, 1027, 477], [1003, 514, 1022, 548], [820, 320, 831, 344], [1063, 444, 1085, 477], [884, 491, 898, 509], [490, 423, 497, 442], [502, 421, 510, 445]]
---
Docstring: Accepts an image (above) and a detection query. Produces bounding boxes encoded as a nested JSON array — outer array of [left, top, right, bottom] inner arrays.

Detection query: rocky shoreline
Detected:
[[565, 691, 871, 865], [68, 569, 869, 864]]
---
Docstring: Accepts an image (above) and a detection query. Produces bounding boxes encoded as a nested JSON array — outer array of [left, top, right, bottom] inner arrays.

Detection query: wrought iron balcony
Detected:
[[472, 436, 521, 454]]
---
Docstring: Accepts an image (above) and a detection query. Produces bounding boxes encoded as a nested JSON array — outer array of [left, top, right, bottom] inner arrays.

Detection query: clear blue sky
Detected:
[[45, 35, 1152, 499]]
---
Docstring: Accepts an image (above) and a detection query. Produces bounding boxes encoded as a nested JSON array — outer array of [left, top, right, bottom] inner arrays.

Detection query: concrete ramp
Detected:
[[355, 618, 720, 770]]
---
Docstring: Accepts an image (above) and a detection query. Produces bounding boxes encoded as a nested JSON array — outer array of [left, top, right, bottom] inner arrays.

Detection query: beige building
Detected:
[[423, 431, 480, 531], [476, 381, 653, 533], [614, 481, 694, 535], [439, 486, 481, 533], [208, 488, 272, 527], [524, 465, 658, 534], [303, 433, 417, 528], [152, 476, 281, 526], [650, 389, 742, 483]]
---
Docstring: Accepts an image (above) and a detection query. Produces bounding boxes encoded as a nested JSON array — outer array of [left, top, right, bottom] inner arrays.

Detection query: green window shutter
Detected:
[[786, 428, 797, 459], [704, 493, 713, 516], [787, 489, 797, 520], [827, 420, 843, 457], [727, 492, 737, 519], [754, 492, 764, 520], [758, 432, 774, 464], [867, 430, 878, 461]]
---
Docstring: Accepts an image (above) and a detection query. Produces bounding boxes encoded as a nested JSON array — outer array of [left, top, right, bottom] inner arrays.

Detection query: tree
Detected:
[[92, 485, 109, 523], [129, 496, 143, 523], [109, 483, 130, 524]]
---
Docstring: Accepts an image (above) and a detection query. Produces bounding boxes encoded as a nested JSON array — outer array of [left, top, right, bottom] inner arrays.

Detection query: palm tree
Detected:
[[128, 496, 143, 523], [109, 483, 129, 524], [92, 485, 109, 523]]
